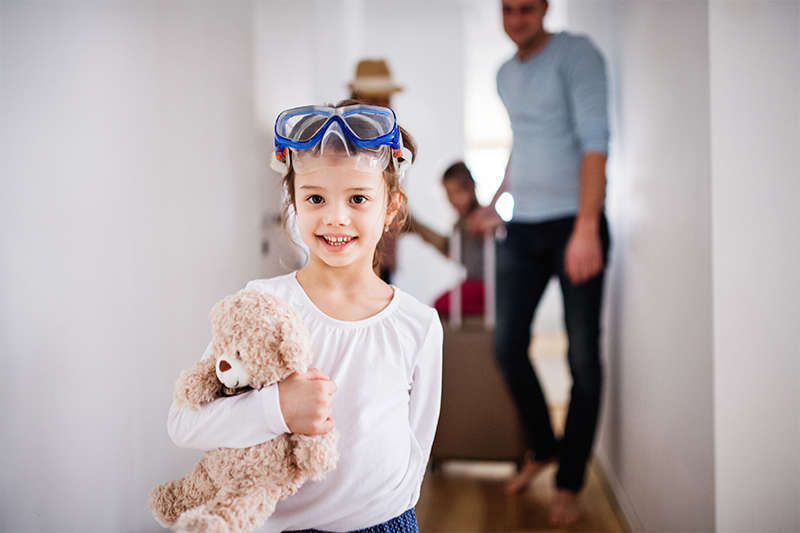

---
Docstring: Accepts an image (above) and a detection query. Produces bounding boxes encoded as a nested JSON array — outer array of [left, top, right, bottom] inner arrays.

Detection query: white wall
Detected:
[[565, 1, 715, 530], [0, 2, 264, 531], [568, 1, 800, 531], [710, 2, 800, 531]]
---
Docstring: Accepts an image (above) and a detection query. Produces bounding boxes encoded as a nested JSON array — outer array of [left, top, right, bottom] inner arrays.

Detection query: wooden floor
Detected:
[[416, 456, 627, 532], [416, 333, 628, 532]]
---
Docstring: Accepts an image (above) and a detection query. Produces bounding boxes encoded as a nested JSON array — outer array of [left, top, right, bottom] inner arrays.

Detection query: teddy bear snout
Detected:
[[215, 351, 251, 389]]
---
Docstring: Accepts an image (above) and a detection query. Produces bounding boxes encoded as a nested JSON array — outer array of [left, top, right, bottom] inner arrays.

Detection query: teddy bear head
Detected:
[[208, 289, 311, 392]]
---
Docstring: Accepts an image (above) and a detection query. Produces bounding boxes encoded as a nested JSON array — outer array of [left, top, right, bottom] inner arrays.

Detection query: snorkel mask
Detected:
[[271, 104, 411, 179]]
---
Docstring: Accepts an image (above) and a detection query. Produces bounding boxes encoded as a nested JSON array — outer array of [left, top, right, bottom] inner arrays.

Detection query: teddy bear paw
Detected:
[[174, 506, 230, 533]]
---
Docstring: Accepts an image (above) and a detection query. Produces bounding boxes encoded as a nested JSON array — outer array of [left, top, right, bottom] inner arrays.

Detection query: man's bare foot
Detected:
[[503, 457, 555, 494], [549, 488, 582, 526]]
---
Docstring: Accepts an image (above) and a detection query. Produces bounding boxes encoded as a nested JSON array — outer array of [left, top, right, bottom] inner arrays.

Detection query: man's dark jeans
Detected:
[[494, 215, 610, 493]]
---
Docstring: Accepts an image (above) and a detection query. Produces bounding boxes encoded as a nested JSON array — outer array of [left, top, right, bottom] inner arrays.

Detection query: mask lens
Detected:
[[277, 108, 332, 141], [341, 107, 395, 140]]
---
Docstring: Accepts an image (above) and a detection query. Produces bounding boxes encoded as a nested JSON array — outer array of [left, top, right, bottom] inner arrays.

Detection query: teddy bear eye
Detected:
[[235, 350, 240, 358]]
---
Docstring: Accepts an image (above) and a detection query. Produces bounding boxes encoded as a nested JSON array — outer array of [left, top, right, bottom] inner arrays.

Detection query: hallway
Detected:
[[417, 429, 627, 532], [2, 2, 798, 531], [417, 332, 628, 532]]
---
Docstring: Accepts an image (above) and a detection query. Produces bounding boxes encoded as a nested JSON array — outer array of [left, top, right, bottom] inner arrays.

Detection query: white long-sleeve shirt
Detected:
[[167, 272, 443, 532]]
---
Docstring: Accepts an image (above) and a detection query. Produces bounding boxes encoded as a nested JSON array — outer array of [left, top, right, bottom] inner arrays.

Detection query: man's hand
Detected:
[[278, 368, 337, 435], [465, 206, 504, 236], [564, 220, 603, 284]]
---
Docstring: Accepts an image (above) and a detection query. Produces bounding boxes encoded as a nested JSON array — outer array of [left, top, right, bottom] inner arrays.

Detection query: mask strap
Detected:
[[391, 133, 411, 181], [271, 147, 289, 176]]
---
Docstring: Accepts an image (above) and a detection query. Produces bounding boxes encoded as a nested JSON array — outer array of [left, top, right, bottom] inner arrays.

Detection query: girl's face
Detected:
[[294, 160, 396, 271], [443, 178, 477, 218]]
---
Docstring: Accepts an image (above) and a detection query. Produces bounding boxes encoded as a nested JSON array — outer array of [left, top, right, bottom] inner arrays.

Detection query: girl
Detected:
[[167, 100, 442, 533], [406, 162, 487, 316]]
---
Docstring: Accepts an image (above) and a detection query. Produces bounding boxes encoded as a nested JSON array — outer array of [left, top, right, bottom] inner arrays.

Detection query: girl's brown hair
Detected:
[[442, 160, 480, 214], [280, 99, 417, 268]]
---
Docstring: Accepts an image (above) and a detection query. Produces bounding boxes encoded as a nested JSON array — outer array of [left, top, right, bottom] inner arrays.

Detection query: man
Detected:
[[347, 58, 403, 282], [469, 0, 610, 526]]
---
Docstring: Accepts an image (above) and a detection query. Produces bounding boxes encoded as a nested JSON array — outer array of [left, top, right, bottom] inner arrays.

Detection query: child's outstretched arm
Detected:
[[166, 342, 290, 450], [408, 310, 444, 484]]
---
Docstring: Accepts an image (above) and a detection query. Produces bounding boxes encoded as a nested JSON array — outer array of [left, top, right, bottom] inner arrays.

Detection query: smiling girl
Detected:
[[167, 100, 442, 533]]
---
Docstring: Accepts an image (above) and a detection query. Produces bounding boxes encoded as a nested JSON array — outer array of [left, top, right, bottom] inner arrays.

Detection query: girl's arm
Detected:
[[404, 213, 449, 255], [408, 310, 444, 483], [166, 342, 290, 450]]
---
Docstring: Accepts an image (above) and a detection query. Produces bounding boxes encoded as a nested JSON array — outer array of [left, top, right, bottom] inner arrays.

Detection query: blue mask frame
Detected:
[[273, 104, 402, 154]]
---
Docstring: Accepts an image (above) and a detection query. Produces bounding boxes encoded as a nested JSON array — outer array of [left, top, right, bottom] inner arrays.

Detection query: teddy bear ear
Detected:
[[279, 318, 311, 373], [208, 295, 230, 333], [209, 290, 250, 340]]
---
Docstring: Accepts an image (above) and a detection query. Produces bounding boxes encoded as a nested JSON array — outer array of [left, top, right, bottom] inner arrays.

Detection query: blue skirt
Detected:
[[285, 508, 418, 533]]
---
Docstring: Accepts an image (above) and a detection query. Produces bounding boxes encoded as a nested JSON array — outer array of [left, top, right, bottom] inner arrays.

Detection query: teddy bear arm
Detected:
[[174, 357, 222, 409], [290, 431, 339, 482], [175, 486, 281, 533], [147, 461, 218, 527]]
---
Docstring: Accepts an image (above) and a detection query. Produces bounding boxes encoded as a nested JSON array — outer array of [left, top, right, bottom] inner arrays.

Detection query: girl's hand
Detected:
[[278, 368, 337, 435]]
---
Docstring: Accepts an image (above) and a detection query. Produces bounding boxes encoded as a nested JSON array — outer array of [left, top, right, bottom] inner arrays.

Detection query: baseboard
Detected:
[[595, 452, 645, 532]]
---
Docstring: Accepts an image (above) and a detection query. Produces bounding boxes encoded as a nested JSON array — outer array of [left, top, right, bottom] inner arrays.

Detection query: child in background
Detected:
[[167, 101, 442, 533], [407, 162, 486, 316]]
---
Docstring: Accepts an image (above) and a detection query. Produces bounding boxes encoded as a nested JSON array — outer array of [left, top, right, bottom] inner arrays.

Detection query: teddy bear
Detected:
[[148, 288, 338, 533]]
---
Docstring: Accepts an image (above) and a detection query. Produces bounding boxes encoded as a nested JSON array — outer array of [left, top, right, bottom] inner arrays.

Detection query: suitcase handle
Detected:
[[448, 228, 496, 330]]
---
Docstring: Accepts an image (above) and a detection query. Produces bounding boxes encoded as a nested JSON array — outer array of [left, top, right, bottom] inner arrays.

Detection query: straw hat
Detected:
[[347, 59, 403, 96]]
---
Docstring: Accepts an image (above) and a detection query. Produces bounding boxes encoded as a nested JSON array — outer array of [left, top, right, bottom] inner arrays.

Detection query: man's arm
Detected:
[[564, 151, 606, 284], [564, 37, 609, 284], [489, 155, 512, 208], [575, 151, 606, 228], [465, 154, 511, 235]]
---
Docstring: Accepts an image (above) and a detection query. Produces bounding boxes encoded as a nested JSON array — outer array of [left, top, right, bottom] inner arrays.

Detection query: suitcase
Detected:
[[430, 229, 526, 470]]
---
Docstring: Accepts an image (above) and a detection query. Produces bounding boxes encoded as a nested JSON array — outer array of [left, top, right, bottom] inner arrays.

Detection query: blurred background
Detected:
[[1, 1, 798, 531]]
